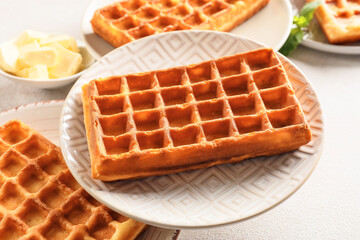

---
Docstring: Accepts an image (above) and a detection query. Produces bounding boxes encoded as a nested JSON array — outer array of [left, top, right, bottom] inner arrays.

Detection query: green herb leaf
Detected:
[[293, 16, 308, 28], [279, 28, 304, 56], [300, 0, 322, 23], [279, 0, 322, 56]]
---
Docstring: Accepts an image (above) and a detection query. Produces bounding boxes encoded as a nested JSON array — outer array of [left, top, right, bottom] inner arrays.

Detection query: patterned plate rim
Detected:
[[60, 30, 324, 229]]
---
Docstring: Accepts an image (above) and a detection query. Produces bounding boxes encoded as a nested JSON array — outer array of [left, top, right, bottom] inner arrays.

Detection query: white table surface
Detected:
[[0, 0, 359, 239]]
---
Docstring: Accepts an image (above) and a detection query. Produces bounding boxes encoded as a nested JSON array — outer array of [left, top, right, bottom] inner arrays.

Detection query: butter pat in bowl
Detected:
[[0, 30, 95, 89]]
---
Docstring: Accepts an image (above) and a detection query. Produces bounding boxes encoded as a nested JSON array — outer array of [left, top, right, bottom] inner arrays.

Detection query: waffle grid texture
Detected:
[[90, 0, 270, 47], [0, 120, 146, 240], [82, 48, 312, 181], [309, 0, 360, 43]]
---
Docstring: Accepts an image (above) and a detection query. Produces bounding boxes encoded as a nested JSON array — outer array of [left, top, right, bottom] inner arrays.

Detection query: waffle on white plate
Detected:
[[309, 0, 360, 44], [91, 0, 270, 47], [0, 120, 147, 239], [82, 48, 312, 181]]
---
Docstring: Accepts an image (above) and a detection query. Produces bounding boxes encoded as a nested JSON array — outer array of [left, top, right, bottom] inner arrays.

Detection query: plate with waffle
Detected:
[[292, 0, 360, 54], [0, 101, 180, 239], [82, 0, 292, 58], [60, 31, 324, 228]]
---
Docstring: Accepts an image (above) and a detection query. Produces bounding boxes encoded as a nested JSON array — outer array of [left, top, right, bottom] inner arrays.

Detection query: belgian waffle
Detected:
[[309, 0, 360, 43], [0, 120, 147, 239], [82, 48, 312, 181], [91, 0, 270, 47]]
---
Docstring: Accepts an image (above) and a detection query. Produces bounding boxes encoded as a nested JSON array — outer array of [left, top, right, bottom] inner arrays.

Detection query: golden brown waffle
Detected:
[[82, 48, 312, 181], [309, 0, 360, 43], [91, 0, 270, 47], [0, 120, 147, 239]]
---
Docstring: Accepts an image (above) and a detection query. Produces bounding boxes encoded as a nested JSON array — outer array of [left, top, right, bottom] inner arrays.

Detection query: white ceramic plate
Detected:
[[81, 0, 292, 59], [60, 31, 324, 229], [291, 0, 360, 55], [0, 40, 95, 89], [0, 100, 179, 240]]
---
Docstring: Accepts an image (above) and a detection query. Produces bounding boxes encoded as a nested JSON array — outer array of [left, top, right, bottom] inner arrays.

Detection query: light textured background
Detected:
[[0, 0, 359, 239]]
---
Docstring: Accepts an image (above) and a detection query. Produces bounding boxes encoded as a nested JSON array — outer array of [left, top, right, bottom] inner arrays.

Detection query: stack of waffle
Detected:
[[91, 0, 270, 47], [0, 120, 146, 239], [82, 48, 312, 181]]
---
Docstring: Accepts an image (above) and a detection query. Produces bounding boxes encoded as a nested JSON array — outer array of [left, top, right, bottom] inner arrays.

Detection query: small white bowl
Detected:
[[0, 39, 95, 89]]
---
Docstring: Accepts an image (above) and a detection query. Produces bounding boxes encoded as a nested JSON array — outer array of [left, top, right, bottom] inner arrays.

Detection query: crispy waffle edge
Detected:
[[81, 48, 312, 181]]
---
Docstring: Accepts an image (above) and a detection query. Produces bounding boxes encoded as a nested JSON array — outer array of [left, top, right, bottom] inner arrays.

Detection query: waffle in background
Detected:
[[82, 48, 312, 181], [0, 120, 147, 240], [308, 0, 360, 44], [91, 0, 270, 47]]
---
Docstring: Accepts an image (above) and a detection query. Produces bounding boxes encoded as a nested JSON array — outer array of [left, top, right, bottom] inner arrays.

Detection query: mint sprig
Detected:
[[279, 1, 322, 56]]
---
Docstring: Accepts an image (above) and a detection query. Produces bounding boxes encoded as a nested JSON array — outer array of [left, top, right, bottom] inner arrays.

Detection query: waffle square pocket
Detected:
[[82, 48, 312, 181]]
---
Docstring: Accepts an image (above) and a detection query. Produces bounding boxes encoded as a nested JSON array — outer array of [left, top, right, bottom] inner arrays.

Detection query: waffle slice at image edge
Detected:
[[90, 0, 270, 47], [82, 48, 312, 181], [0, 120, 147, 239], [308, 0, 360, 44]]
